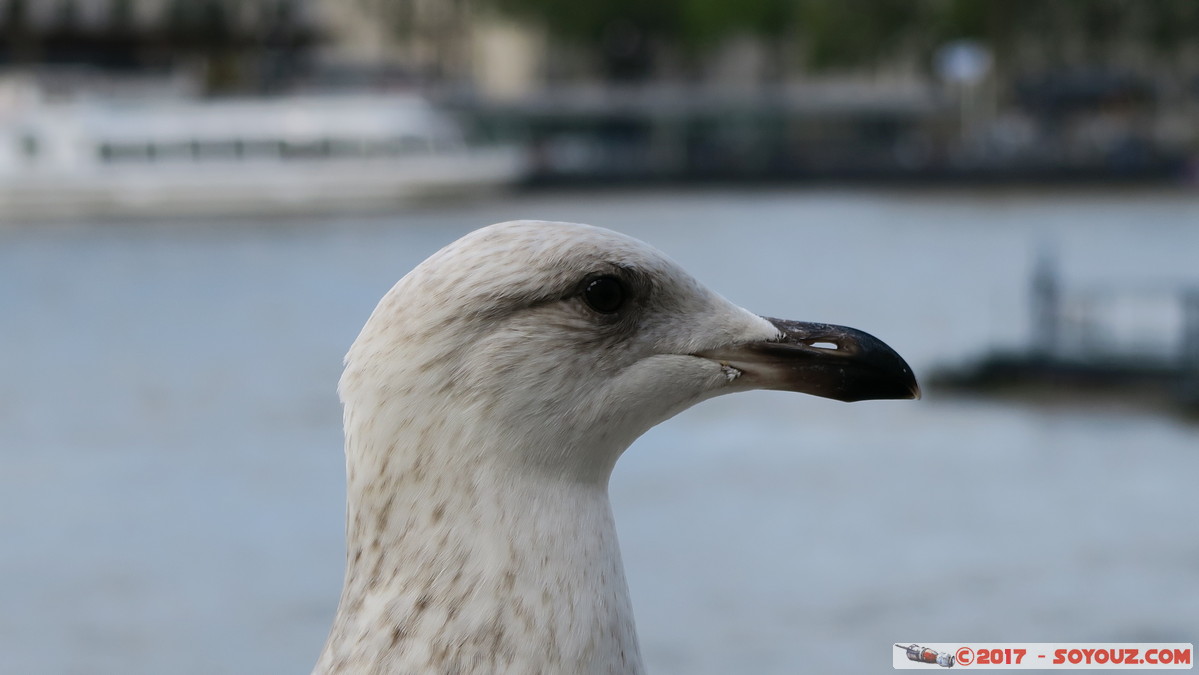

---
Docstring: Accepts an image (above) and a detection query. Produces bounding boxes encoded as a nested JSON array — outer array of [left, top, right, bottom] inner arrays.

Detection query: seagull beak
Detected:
[[694, 317, 920, 402]]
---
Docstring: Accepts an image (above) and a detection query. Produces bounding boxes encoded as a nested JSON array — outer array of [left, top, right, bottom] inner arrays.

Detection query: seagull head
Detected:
[[340, 220, 918, 483]]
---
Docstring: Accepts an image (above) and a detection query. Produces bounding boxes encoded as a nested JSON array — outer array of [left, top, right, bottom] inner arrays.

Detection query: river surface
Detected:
[[2, 187, 1197, 674]]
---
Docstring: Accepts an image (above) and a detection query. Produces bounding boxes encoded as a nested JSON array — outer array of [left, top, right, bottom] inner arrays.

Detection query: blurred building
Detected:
[[0, 0, 539, 97], [2, 0, 1196, 183], [0, 0, 322, 94], [313, 1, 1199, 183]]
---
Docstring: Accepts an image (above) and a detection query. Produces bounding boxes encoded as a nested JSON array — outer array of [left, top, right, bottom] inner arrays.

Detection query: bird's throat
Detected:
[[314, 441, 646, 675]]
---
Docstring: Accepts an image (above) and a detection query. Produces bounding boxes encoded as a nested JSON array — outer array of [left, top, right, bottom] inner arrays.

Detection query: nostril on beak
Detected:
[[809, 341, 840, 351]]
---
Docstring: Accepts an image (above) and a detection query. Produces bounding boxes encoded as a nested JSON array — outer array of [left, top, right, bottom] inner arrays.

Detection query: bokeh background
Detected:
[[2, 2, 1197, 673]]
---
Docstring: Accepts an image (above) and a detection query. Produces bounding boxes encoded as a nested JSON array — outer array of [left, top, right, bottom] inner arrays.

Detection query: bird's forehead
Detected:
[[415, 220, 683, 299]]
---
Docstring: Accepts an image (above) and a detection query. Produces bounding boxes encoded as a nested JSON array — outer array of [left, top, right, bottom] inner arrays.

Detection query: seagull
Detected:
[[313, 220, 918, 674]]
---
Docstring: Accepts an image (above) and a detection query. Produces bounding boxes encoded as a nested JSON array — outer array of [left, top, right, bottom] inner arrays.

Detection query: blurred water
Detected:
[[1, 187, 1197, 674]]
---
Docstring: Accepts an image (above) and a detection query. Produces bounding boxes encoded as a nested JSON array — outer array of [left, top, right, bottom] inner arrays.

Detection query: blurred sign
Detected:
[[934, 40, 993, 85]]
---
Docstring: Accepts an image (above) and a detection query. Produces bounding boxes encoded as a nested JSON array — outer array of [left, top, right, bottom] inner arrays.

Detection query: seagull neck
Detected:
[[317, 427, 646, 674]]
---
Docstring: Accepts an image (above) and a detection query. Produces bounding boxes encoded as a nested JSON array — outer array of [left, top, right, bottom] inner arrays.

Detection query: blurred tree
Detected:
[[1147, 0, 1199, 53], [364, 0, 1199, 83], [109, 0, 135, 32], [1, 0, 36, 64], [476, 0, 937, 79], [481, 0, 663, 79], [55, 0, 79, 31], [794, 0, 929, 69], [481, 0, 803, 79]]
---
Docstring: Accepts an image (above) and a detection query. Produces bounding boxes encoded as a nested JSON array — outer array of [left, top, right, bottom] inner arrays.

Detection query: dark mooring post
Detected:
[[1031, 249, 1060, 358], [1182, 288, 1199, 370]]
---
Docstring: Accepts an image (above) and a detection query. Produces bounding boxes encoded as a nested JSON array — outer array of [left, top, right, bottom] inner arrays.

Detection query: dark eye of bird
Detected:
[[582, 276, 626, 314]]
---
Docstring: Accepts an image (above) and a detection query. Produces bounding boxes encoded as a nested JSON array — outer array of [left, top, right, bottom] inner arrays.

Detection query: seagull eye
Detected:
[[582, 276, 626, 314]]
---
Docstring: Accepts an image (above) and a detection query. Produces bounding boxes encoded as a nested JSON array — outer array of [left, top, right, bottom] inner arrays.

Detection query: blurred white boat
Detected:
[[0, 92, 526, 219]]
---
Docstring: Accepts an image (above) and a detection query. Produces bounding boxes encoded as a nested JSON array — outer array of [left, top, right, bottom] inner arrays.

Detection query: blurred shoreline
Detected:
[[2, 180, 1196, 229], [0, 181, 1195, 230]]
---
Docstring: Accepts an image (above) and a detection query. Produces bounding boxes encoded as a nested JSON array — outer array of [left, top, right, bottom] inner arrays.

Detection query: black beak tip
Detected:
[[761, 317, 921, 404], [868, 367, 921, 402], [908, 377, 923, 401], [847, 335, 921, 403], [832, 367, 920, 403]]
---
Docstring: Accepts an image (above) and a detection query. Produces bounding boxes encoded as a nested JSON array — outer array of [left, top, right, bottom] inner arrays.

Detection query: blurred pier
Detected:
[[455, 78, 1191, 186], [933, 253, 1199, 416]]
